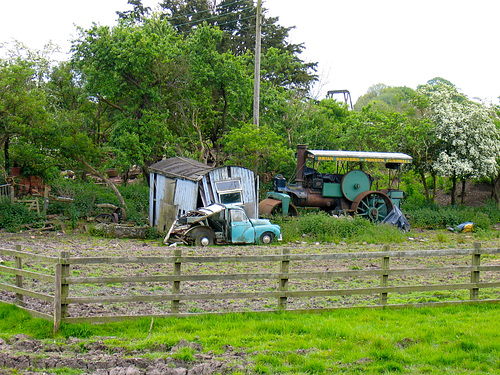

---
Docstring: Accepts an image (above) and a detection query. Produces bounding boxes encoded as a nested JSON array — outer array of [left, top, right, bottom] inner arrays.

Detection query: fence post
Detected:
[[54, 251, 69, 334], [14, 245, 24, 307], [9, 184, 15, 204], [380, 245, 390, 306], [278, 248, 290, 310], [171, 249, 182, 314], [470, 243, 481, 301]]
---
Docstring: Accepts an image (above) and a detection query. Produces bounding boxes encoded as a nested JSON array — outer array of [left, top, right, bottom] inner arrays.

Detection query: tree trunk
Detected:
[[450, 172, 457, 206], [431, 173, 437, 203], [80, 158, 128, 220], [419, 172, 430, 201], [3, 135, 9, 170], [492, 175, 500, 208], [460, 179, 467, 205]]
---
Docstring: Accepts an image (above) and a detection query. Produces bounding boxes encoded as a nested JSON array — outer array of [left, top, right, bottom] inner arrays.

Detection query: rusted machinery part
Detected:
[[350, 190, 394, 223], [258, 198, 299, 217]]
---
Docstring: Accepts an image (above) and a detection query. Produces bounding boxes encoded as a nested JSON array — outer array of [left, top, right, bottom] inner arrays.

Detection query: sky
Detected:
[[1, 0, 499, 104]]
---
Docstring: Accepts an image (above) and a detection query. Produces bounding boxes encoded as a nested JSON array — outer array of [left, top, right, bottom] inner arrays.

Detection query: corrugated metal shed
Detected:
[[149, 157, 258, 231]]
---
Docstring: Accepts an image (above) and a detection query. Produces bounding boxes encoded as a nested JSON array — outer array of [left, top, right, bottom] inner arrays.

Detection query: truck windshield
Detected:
[[230, 209, 248, 223]]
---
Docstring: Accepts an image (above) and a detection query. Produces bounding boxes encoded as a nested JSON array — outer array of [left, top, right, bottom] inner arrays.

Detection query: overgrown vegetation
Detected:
[[404, 204, 493, 230], [1, 302, 499, 374], [49, 178, 150, 225], [3, 174, 499, 241], [274, 213, 408, 244], [0, 200, 44, 232]]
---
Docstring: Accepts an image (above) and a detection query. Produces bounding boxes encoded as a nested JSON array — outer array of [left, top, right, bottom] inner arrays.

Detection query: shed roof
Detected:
[[149, 157, 214, 181]]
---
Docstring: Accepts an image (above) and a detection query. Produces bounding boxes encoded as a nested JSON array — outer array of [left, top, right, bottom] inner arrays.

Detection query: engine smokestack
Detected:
[[295, 144, 308, 183]]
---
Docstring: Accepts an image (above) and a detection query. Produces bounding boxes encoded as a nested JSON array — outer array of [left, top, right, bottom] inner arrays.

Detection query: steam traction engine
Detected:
[[259, 145, 413, 222]]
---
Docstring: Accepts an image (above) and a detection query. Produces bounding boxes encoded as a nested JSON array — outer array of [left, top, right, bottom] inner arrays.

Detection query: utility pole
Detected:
[[253, 0, 262, 127]]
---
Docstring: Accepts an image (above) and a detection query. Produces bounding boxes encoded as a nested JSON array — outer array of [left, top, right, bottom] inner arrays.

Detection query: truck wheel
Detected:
[[192, 227, 215, 246], [260, 231, 275, 245]]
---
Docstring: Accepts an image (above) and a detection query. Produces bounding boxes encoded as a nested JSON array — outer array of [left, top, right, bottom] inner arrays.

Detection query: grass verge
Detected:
[[1, 302, 499, 374]]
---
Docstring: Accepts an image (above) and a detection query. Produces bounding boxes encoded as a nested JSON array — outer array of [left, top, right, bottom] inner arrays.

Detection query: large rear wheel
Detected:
[[351, 191, 393, 223]]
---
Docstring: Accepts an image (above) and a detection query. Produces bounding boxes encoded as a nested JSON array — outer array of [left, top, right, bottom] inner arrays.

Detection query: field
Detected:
[[0, 229, 499, 374]]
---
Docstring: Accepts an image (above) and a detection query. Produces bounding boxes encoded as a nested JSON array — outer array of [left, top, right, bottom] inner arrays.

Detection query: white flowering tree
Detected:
[[417, 81, 500, 205]]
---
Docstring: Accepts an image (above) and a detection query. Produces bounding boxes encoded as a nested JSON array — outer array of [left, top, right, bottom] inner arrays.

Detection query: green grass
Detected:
[[1, 302, 499, 373], [274, 213, 408, 244]]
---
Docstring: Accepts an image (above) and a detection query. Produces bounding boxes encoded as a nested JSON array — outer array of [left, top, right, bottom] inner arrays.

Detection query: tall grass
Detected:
[[1, 302, 499, 374], [274, 213, 407, 244], [404, 201, 499, 230]]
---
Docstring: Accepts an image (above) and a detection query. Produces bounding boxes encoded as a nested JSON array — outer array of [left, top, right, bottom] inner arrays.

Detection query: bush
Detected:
[[275, 212, 406, 244], [48, 178, 150, 225], [404, 204, 493, 230], [0, 200, 43, 232]]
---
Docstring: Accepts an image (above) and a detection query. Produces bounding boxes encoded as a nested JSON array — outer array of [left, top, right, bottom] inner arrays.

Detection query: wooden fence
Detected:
[[0, 184, 15, 203], [0, 243, 499, 333]]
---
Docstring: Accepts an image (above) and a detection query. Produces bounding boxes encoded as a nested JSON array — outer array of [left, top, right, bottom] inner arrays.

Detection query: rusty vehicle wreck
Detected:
[[165, 203, 282, 246], [259, 145, 413, 226]]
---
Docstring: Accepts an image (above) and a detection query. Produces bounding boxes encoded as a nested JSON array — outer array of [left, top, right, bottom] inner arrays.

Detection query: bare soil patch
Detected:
[[434, 181, 493, 207]]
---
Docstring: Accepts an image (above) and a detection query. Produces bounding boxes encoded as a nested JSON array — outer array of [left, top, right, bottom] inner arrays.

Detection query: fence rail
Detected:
[[0, 243, 499, 333]]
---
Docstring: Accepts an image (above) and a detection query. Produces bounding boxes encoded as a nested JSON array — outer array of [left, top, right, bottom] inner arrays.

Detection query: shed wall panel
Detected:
[[173, 179, 198, 217], [230, 167, 256, 203], [149, 173, 167, 227]]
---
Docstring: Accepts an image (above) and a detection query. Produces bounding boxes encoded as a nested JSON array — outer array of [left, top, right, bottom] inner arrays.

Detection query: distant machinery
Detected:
[[327, 89, 353, 110]]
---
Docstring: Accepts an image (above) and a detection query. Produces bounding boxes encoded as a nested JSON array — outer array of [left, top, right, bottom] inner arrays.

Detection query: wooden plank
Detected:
[[63, 281, 500, 305], [15, 245, 24, 307], [470, 243, 481, 301], [60, 299, 500, 325], [0, 282, 54, 302], [278, 248, 290, 310], [62, 264, 500, 285], [63, 247, 500, 266], [0, 265, 55, 282], [0, 248, 59, 263], [60, 252, 70, 322], [380, 250, 390, 305], [54, 262, 62, 334], [171, 249, 181, 313]]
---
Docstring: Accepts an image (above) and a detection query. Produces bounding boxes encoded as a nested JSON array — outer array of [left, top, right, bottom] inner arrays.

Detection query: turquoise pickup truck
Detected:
[[165, 203, 282, 246]]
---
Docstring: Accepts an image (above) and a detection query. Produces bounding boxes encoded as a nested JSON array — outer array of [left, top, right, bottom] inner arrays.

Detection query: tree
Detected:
[[0, 51, 50, 174], [417, 81, 500, 205], [174, 25, 253, 164], [71, 15, 183, 172], [158, 0, 318, 91], [116, 0, 152, 22], [44, 61, 131, 212], [354, 84, 416, 114], [222, 122, 294, 178]]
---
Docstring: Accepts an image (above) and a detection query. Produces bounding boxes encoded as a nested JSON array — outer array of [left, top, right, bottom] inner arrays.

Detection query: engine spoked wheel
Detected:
[[351, 191, 394, 223]]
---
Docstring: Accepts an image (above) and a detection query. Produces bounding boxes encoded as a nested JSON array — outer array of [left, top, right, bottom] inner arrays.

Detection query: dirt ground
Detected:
[[0, 180, 498, 374], [433, 181, 494, 207], [1, 226, 500, 374]]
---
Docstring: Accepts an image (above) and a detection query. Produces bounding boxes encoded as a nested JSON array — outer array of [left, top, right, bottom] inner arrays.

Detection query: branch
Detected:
[[78, 157, 128, 218], [97, 95, 124, 111]]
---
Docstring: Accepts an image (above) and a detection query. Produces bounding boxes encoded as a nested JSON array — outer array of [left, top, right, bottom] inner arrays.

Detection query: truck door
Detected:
[[229, 208, 255, 243]]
